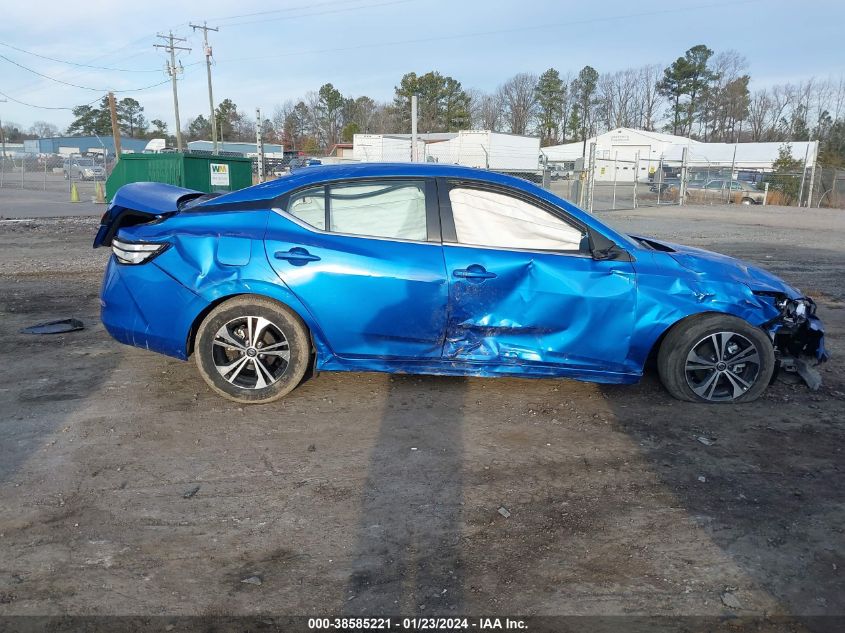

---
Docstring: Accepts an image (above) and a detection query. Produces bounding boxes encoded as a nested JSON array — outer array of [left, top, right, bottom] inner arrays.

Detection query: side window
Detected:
[[448, 187, 584, 251], [328, 180, 427, 241], [287, 186, 326, 230]]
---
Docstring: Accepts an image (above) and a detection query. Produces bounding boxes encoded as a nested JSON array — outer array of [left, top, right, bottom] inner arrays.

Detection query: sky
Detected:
[[1, 0, 844, 133]]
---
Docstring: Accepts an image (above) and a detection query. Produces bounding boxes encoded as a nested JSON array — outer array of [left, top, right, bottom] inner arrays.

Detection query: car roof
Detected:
[[200, 162, 535, 207]]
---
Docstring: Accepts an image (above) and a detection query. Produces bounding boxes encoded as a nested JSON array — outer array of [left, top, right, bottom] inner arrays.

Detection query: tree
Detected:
[[535, 68, 565, 145], [658, 44, 716, 136], [150, 119, 168, 136], [769, 143, 805, 204], [341, 122, 360, 143], [66, 97, 112, 136], [572, 66, 599, 154], [29, 121, 59, 138], [215, 98, 242, 141], [501, 72, 538, 135], [117, 97, 147, 137], [393, 71, 471, 132], [187, 115, 211, 141], [316, 83, 345, 148], [470, 89, 505, 131]]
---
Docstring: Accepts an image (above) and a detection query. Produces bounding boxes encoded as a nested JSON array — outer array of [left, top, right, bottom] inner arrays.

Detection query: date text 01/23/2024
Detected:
[[307, 617, 527, 630]]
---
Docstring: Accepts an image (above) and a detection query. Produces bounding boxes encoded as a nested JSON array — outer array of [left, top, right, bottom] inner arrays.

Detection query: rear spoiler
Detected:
[[93, 182, 208, 248]]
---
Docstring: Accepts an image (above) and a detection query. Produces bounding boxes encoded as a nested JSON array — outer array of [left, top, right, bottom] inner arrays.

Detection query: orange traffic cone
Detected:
[[70, 182, 80, 203], [95, 182, 106, 204]]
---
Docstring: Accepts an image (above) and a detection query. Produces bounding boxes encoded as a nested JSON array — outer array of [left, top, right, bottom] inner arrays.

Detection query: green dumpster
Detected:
[[106, 153, 253, 201]]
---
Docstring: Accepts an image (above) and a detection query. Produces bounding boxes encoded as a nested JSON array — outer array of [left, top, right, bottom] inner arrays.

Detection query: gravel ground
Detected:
[[0, 205, 842, 626]]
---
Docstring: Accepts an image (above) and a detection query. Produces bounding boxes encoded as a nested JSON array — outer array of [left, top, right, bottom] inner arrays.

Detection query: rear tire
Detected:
[[194, 296, 310, 404], [657, 313, 775, 403]]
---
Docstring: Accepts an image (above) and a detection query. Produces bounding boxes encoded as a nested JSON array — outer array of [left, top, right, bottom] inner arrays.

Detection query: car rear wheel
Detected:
[[741, 197, 754, 205], [194, 296, 310, 404], [657, 314, 775, 403]]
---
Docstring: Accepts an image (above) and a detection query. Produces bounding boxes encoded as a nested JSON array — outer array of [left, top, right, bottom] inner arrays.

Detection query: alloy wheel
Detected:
[[684, 331, 761, 402], [211, 316, 291, 389]]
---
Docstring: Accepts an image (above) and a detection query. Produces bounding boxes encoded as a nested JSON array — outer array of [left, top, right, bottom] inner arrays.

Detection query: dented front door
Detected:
[[441, 246, 638, 374]]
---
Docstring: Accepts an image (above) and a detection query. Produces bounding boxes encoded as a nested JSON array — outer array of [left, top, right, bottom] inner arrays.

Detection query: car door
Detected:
[[265, 178, 448, 359], [438, 180, 638, 375]]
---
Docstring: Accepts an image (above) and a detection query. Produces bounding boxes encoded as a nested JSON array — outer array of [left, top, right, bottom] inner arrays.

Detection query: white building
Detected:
[[353, 130, 541, 172], [542, 127, 819, 182]]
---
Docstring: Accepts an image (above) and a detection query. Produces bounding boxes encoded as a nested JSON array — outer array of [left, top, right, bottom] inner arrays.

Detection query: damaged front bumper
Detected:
[[765, 296, 828, 390]]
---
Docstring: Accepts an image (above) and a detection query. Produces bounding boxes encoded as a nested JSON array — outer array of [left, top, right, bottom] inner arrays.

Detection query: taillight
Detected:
[[111, 237, 168, 265]]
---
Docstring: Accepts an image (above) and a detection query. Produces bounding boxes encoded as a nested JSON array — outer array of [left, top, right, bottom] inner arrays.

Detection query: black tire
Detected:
[[741, 197, 754, 205], [657, 313, 775, 403], [194, 295, 310, 404]]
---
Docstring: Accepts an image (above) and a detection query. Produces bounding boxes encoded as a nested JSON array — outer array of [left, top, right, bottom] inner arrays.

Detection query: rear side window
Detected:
[[287, 186, 326, 230], [448, 187, 583, 251], [285, 180, 428, 242], [329, 181, 426, 241]]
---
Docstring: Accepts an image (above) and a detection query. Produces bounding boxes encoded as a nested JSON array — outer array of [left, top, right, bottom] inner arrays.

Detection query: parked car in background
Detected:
[[63, 157, 105, 181], [687, 179, 765, 205], [94, 164, 825, 405]]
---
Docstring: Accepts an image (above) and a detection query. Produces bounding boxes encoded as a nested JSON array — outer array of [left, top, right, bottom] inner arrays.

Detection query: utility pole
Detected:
[[410, 94, 418, 162], [107, 92, 122, 159], [154, 31, 190, 152], [190, 21, 219, 154], [0, 98, 7, 162], [0, 98, 7, 187], [256, 107, 265, 183]]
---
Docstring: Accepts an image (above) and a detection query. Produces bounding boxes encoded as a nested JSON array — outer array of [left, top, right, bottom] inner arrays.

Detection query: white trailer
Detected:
[[353, 134, 424, 162], [424, 131, 540, 172]]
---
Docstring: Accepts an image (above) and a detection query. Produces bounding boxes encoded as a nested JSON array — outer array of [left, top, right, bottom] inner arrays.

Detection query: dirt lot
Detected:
[[0, 205, 842, 626]]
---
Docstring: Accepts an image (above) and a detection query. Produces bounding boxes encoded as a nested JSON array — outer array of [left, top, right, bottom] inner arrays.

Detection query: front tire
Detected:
[[657, 314, 775, 403], [194, 296, 310, 404]]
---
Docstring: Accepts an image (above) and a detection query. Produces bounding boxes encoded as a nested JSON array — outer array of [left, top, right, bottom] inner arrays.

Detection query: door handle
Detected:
[[453, 265, 497, 281], [274, 247, 321, 266]]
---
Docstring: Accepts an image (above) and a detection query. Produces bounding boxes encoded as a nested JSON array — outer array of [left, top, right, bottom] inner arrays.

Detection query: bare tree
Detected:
[[747, 89, 771, 141], [28, 121, 59, 138], [635, 64, 662, 131], [468, 88, 504, 131], [598, 68, 639, 130], [500, 72, 538, 135]]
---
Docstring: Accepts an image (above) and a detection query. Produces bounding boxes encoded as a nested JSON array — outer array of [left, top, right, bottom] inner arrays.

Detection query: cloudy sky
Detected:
[[1, 0, 843, 132]]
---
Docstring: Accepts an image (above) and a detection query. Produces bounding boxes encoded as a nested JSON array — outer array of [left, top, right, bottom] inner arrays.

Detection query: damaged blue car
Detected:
[[94, 163, 827, 404]]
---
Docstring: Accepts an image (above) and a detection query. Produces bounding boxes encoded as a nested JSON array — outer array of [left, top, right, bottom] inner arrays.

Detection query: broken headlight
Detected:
[[112, 237, 168, 265], [775, 296, 815, 324]]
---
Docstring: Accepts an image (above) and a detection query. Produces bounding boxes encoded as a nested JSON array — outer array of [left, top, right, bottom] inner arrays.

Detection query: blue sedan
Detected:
[[94, 163, 826, 404]]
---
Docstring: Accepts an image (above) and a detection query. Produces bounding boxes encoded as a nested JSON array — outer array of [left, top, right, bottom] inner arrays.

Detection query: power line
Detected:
[[214, 0, 763, 65], [0, 53, 180, 93], [205, 0, 396, 23], [0, 89, 101, 111], [0, 40, 162, 72], [218, 0, 412, 27]]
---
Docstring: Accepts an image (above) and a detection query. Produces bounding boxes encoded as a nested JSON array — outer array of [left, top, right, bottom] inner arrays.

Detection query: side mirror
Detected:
[[588, 230, 632, 262]]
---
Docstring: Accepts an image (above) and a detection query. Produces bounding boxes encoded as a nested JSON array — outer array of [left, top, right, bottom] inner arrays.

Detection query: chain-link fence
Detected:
[[0, 153, 110, 201]]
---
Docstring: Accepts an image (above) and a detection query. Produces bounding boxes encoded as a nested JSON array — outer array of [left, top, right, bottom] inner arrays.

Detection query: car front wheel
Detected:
[[657, 314, 775, 403], [194, 296, 310, 404]]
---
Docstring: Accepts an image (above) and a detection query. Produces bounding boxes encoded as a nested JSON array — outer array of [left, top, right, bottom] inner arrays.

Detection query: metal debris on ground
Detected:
[[696, 436, 715, 446], [182, 485, 201, 499], [20, 318, 84, 335], [498, 506, 511, 518], [241, 575, 262, 586], [779, 356, 823, 391]]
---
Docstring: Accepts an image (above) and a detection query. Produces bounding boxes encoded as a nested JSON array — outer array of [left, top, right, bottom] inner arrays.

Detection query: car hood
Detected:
[[632, 235, 802, 299]]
